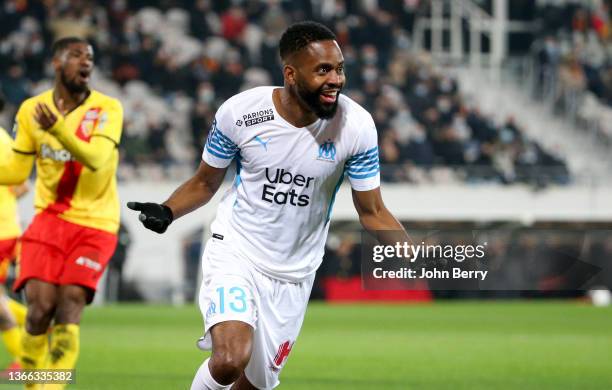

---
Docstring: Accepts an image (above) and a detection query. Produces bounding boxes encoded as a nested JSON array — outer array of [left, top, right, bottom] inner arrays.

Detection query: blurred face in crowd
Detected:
[[53, 42, 94, 94], [288, 40, 345, 119]]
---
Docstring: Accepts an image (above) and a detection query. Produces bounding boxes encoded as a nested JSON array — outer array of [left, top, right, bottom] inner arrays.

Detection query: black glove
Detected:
[[127, 202, 174, 234]]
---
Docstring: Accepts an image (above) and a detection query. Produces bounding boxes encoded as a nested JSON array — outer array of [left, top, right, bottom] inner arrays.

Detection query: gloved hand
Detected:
[[127, 202, 174, 234]]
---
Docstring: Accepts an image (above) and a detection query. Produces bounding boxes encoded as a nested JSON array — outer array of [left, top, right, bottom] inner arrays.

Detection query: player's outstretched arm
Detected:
[[352, 187, 412, 245], [127, 161, 227, 234], [35, 102, 120, 171]]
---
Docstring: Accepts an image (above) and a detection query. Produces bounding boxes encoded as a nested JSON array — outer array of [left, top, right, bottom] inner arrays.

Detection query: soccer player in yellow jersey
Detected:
[[0, 126, 28, 372], [0, 37, 123, 389]]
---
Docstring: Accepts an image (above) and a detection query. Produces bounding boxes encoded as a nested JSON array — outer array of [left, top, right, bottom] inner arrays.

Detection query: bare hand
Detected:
[[34, 99, 64, 130]]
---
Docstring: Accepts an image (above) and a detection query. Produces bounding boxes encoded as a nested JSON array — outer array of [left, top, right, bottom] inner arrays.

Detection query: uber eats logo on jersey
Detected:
[[262, 168, 314, 207], [40, 143, 73, 162], [243, 108, 274, 127]]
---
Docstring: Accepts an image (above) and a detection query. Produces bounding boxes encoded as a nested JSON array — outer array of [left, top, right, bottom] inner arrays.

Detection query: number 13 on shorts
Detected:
[[215, 286, 248, 313]]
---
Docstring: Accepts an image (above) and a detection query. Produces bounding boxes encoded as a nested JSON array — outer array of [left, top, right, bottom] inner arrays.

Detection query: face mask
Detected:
[[415, 83, 429, 97], [412, 130, 426, 142], [199, 88, 214, 104], [362, 67, 378, 82]]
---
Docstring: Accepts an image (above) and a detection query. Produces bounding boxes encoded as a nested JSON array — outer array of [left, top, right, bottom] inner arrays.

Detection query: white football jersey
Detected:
[[202, 86, 379, 282]]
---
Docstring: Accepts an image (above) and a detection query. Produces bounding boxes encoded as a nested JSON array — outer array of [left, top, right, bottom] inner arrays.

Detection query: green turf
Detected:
[[1, 301, 611, 389]]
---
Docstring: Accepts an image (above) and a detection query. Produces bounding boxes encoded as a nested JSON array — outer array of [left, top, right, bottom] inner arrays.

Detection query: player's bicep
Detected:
[[194, 160, 229, 194], [352, 187, 384, 218]]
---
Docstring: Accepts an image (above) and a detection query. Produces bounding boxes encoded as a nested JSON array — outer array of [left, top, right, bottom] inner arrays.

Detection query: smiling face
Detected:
[[53, 42, 94, 94], [285, 40, 345, 119]]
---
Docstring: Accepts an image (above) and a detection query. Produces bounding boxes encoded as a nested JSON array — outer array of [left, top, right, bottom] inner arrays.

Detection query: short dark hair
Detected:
[[51, 36, 89, 57], [279, 21, 336, 61]]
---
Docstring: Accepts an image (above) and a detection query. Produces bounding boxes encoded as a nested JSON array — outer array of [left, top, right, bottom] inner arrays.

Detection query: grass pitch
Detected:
[[1, 301, 611, 389]]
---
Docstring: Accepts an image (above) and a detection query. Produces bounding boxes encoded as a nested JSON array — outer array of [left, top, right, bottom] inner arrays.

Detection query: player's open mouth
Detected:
[[79, 70, 91, 82], [320, 90, 338, 104]]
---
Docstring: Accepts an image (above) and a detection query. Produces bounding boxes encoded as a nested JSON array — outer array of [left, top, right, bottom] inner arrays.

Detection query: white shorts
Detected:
[[197, 236, 315, 389]]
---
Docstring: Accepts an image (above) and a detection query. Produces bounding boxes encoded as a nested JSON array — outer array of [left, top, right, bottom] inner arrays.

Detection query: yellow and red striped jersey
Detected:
[[13, 89, 123, 233]]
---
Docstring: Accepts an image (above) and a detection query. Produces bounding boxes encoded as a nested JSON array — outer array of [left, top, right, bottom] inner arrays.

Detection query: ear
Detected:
[[283, 64, 296, 86]]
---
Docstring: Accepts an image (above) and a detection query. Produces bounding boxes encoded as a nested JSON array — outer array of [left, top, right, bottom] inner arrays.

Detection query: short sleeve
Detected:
[[202, 103, 239, 168], [93, 98, 123, 145], [12, 103, 36, 155], [345, 116, 380, 191]]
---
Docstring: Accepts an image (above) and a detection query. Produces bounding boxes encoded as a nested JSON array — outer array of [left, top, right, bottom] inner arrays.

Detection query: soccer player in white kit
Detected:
[[128, 21, 409, 389]]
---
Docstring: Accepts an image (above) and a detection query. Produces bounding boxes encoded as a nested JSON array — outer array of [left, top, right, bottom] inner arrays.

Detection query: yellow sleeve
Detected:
[[92, 98, 123, 145], [48, 99, 123, 171], [0, 124, 35, 185], [0, 149, 35, 185], [12, 102, 37, 155]]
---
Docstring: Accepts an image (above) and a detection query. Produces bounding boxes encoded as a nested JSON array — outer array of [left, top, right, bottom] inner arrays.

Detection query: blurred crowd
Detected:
[[533, 0, 612, 141], [0, 0, 568, 184]]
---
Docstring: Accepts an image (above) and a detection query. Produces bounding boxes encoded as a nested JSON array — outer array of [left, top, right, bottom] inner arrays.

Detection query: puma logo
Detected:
[[254, 136, 272, 151]]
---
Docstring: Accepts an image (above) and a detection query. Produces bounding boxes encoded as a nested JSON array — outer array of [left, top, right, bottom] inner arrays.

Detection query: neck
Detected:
[[53, 80, 89, 115], [274, 86, 318, 128]]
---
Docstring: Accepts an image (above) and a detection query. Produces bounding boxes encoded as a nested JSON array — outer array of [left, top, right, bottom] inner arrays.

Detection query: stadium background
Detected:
[[1, 0, 611, 388]]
